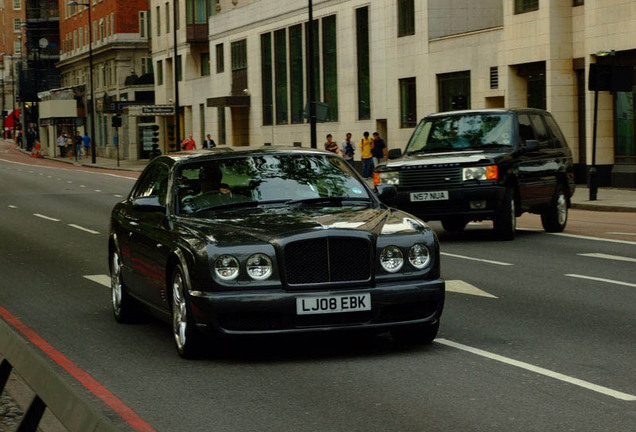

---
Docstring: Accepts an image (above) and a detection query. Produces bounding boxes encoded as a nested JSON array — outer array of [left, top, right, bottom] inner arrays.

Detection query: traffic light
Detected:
[[166, 123, 176, 152], [112, 115, 122, 128]]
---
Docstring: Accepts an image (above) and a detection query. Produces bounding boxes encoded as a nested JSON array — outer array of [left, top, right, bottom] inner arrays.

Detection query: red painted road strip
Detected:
[[0, 306, 156, 432]]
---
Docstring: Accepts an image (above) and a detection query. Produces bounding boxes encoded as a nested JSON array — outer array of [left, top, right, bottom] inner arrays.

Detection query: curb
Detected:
[[571, 203, 636, 213], [12, 145, 145, 172]]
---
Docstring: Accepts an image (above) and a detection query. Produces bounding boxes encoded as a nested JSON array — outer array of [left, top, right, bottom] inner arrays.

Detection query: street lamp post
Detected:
[[69, 1, 97, 164], [172, 0, 180, 149], [307, 0, 317, 149]]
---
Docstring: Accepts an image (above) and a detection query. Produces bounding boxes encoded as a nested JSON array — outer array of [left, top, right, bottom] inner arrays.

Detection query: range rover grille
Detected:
[[399, 167, 462, 190]]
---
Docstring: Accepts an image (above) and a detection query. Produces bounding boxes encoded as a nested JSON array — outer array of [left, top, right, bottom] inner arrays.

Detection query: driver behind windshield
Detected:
[[180, 164, 234, 213]]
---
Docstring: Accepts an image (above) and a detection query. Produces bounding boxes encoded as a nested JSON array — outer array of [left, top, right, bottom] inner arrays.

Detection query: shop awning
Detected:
[[206, 96, 251, 108]]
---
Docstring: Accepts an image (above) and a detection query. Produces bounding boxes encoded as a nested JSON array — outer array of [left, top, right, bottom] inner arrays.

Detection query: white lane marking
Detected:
[[94, 189, 101, 192], [33, 213, 60, 222], [68, 224, 100, 235], [47, 176, 52, 178], [436, 338, 636, 401], [441, 252, 513, 266], [548, 232, 636, 246], [8, 205, 17, 209], [565, 274, 636, 288], [28, 171, 33, 173], [606, 232, 636, 236], [0, 159, 136, 181], [578, 253, 636, 263], [83, 275, 110, 288], [67, 181, 72, 184], [446, 280, 498, 298], [114, 194, 123, 198], [80, 185, 86, 188]]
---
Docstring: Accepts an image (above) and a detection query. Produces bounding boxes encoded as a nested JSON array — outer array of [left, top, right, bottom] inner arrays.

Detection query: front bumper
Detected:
[[188, 279, 445, 335], [390, 185, 506, 220]]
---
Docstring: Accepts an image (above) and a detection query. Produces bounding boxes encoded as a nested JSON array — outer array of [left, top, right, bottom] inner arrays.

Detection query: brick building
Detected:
[[53, 0, 154, 160], [0, 0, 26, 128]]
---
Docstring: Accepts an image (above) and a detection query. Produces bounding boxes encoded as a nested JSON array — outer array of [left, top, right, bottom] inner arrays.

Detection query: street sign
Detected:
[[142, 106, 175, 115]]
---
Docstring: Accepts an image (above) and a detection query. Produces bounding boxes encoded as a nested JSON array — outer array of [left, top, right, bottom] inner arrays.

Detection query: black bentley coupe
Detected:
[[109, 147, 444, 357]]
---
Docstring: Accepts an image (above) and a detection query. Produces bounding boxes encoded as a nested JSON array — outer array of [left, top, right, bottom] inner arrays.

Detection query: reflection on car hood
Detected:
[[177, 206, 429, 245], [381, 150, 510, 169]]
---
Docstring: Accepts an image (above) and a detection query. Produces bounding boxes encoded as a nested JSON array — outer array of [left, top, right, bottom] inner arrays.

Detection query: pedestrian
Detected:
[[324, 134, 339, 154], [26, 127, 36, 152], [74, 131, 83, 158], [57, 132, 66, 158], [82, 132, 91, 157], [181, 134, 196, 150], [340, 132, 355, 165], [203, 134, 216, 149], [359, 131, 374, 179], [66, 133, 74, 159], [371, 132, 387, 166]]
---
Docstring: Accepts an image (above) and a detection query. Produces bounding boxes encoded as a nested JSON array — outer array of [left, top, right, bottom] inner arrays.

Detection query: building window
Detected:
[[615, 89, 636, 164], [85, 26, 89, 46], [438, 71, 471, 112], [356, 7, 371, 120], [490, 66, 499, 89], [165, 2, 170, 33], [289, 25, 303, 124], [231, 39, 247, 71], [141, 58, 153, 75], [157, 60, 163, 85], [397, 0, 415, 37], [14, 40, 21, 55], [73, 30, 78, 50], [573, 0, 584, 5], [400, 78, 417, 128], [200, 52, 210, 76], [13, 18, 21, 32], [99, 19, 104, 41], [175, 0, 180, 30], [176, 55, 182, 81], [274, 29, 288, 125], [216, 43, 224, 73], [261, 33, 273, 126], [218, 107, 226, 144], [12, 0, 20, 10], [156, 6, 161, 36], [187, 0, 207, 24], [139, 11, 147, 38], [111, 13, 115, 35], [105, 15, 109, 38], [322, 15, 338, 122], [514, 0, 539, 14], [79, 29, 83, 48]]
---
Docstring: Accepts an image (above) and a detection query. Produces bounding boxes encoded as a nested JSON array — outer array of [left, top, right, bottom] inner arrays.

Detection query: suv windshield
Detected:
[[176, 154, 371, 215], [406, 113, 514, 154]]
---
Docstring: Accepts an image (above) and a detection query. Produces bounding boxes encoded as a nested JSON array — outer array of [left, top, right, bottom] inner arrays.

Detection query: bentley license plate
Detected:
[[410, 191, 449, 202], [296, 293, 371, 315]]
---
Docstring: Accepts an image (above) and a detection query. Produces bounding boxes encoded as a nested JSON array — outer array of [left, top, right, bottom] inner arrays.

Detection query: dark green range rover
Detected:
[[375, 109, 575, 240]]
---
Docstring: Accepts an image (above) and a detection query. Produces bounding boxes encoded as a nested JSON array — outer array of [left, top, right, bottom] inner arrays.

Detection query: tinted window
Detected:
[[529, 114, 551, 148], [518, 114, 536, 145], [544, 114, 567, 149], [133, 164, 169, 205]]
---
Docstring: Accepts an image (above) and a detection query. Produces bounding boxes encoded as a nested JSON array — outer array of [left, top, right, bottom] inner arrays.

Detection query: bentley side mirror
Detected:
[[376, 184, 398, 202], [388, 149, 402, 160], [132, 196, 166, 212]]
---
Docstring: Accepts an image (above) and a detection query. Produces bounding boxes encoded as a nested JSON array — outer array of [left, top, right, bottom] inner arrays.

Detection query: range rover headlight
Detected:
[[408, 244, 431, 269], [380, 246, 404, 273], [462, 165, 498, 181], [246, 253, 273, 280], [378, 171, 400, 185], [214, 255, 240, 280]]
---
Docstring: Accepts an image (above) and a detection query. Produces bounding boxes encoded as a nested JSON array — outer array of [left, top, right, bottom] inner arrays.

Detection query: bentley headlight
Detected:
[[214, 255, 240, 280], [408, 244, 431, 269], [379, 171, 400, 185], [462, 165, 498, 181], [380, 246, 404, 273], [246, 253, 273, 280]]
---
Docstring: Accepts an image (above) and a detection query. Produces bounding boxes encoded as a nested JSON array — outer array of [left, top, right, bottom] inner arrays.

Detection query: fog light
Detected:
[[470, 200, 487, 210]]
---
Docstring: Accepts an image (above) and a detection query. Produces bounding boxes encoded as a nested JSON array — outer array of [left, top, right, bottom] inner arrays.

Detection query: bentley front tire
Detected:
[[111, 251, 137, 323], [171, 264, 204, 359]]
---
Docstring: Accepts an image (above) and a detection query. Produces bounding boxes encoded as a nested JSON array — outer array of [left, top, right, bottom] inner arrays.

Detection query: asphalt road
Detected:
[[1, 146, 635, 432]]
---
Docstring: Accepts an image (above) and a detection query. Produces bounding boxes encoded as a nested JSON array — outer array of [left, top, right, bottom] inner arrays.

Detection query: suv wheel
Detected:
[[493, 187, 516, 241], [441, 217, 468, 233], [541, 183, 568, 232]]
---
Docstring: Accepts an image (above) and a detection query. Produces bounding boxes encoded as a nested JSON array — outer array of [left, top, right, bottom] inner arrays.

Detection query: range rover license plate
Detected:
[[410, 191, 449, 202], [296, 293, 371, 315]]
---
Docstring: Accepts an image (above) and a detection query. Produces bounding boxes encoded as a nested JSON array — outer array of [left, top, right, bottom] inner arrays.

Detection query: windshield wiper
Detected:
[[192, 200, 288, 214], [286, 197, 373, 206]]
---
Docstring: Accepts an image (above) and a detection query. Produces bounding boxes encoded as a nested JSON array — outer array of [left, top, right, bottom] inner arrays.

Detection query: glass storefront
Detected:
[[615, 89, 635, 164]]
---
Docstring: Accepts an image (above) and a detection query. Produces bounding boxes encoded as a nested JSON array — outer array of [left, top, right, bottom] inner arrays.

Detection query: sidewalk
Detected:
[[9, 142, 636, 212]]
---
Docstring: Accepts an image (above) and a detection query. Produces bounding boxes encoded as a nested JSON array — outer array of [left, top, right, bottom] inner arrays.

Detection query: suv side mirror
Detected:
[[132, 196, 166, 212], [523, 140, 540, 153], [376, 184, 397, 202], [388, 149, 402, 159]]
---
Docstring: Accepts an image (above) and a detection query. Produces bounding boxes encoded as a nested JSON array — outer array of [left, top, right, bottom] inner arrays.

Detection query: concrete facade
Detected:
[[0, 0, 26, 122], [149, 0, 635, 187]]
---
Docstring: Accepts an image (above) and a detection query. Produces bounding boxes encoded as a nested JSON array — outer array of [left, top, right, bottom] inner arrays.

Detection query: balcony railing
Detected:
[[186, 24, 208, 43]]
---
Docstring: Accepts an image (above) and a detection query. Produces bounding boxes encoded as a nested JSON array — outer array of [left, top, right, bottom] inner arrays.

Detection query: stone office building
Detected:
[[151, 0, 636, 187]]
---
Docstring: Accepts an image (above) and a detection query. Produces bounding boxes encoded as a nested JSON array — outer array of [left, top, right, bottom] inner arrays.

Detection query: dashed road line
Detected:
[[33, 213, 60, 222], [549, 232, 636, 246], [441, 252, 513, 266], [68, 224, 100, 235], [446, 280, 498, 298], [564, 274, 636, 288], [94, 189, 101, 192], [578, 253, 636, 263], [436, 338, 636, 401], [8, 205, 17, 209], [114, 194, 123, 198]]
